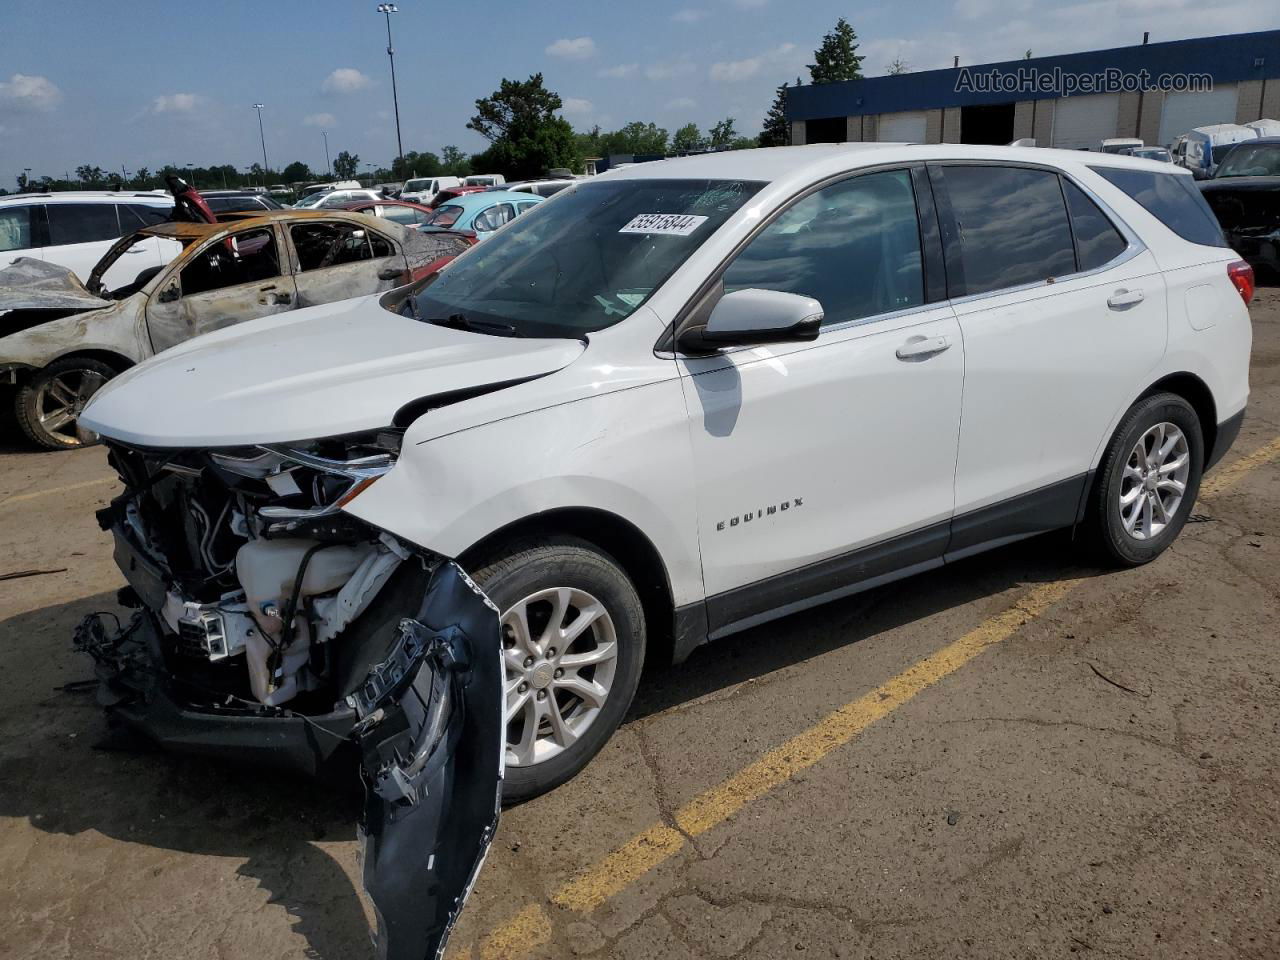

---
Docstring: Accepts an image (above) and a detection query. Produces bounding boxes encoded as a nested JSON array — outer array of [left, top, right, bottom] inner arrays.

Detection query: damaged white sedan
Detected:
[[75, 145, 1250, 956]]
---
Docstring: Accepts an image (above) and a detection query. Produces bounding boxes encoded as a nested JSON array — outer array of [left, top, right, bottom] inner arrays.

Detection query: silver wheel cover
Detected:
[[1118, 421, 1190, 541]]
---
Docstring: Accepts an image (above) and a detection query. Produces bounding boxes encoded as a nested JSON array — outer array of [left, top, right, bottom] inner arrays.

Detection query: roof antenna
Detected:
[[1143, 31, 1149, 44], [953, 55, 960, 68]]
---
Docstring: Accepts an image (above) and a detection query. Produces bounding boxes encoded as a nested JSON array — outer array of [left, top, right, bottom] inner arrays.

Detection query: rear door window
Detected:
[[473, 203, 514, 232], [46, 203, 122, 246], [935, 165, 1076, 296], [1090, 166, 1226, 247], [1063, 181, 1128, 271], [290, 221, 383, 270], [120, 203, 173, 228], [181, 228, 281, 296], [379, 205, 419, 225], [0, 205, 36, 252]]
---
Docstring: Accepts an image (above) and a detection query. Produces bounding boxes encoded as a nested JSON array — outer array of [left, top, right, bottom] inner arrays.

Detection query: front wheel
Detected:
[[14, 356, 116, 450], [1086, 392, 1204, 566], [469, 536, 646, 803]]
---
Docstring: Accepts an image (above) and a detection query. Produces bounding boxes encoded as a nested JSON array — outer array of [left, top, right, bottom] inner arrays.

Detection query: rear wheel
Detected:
[[14, 356, 116, 450], [1086, 392, 1203, 566], [469, 536, 646, 803]]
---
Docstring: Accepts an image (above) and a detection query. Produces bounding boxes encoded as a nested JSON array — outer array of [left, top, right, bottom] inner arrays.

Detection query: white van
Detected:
[[1243, 118, 1280, 139], [464, 174, 506, 187], [1100, 138, 1143, 154], [1183, 124, 1258, 179], [400, 176, 461, 205]]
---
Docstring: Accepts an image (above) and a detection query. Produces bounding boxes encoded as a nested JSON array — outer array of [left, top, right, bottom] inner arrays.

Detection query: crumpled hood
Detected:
[[0, 258, 112, 314], [81, 294, 585, 448]]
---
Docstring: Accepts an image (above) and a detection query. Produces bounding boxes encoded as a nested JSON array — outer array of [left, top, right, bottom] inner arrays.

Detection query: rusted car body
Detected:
[[0, 210, 469, 448]]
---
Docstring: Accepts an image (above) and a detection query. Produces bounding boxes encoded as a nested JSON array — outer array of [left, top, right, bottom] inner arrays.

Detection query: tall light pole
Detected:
[[322, 130, 332, 177], [376, 3, 404, 171], [252, 103, 270, 178]]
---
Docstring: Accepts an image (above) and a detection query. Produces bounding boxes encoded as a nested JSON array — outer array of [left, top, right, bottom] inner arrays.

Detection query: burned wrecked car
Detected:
[[1199, 137, 1280, 279], [1, 210, 470, 448]]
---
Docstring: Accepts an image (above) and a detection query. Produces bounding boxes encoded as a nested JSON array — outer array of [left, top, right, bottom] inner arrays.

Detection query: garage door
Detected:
[[878, 111, 927, 142], [1050, 94, 1120, 149], [1158, 86, 1240, 146]]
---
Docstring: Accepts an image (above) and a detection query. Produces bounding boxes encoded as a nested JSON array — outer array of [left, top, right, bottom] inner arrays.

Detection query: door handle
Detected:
[[896, 335, 951, 361], [1107, 288, 1145, 309]]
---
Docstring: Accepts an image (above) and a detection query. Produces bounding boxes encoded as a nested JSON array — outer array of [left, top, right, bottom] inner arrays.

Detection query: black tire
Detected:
[[469, 536, 646, 803], [1085, 392, 1204, 567], [14, 356, 117, 450]]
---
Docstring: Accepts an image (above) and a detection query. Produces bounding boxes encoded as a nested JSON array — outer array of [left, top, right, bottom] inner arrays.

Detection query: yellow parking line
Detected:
[[1202, 435, 1280, 498], [0, 475, 117, 509], [478, 578, 1080, 956]]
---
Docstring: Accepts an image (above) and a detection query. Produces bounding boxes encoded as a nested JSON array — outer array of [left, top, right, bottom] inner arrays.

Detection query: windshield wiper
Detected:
[[426, 312, 523, 338]]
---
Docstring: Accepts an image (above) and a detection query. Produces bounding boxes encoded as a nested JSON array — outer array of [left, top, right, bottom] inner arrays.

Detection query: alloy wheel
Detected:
[[35, 368, 107, 444], [501, 586, 618, 767], [1118, 421, 1190, 541]]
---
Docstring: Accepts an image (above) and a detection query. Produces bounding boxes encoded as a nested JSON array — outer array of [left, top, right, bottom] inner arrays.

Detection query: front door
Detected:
[[929, 163, 1168, 552], [287, 220, 405, 308], [144, 225, 296, 355], [678, 168, 965, 636]]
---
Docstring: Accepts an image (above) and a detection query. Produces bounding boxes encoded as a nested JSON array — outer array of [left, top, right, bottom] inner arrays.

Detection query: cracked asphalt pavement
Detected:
[[1, 286, 1278, 960]]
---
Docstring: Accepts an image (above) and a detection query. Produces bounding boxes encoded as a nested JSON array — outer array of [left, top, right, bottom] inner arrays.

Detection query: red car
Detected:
[[428, 184, 488, 208]]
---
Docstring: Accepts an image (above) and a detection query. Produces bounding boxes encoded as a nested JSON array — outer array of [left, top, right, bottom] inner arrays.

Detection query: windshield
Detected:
[[411, 178, 764, 338], [1212, 143, 1244, 164], [1215, 143, 1280, 178], [404, 179, 431, 192], [426, 204, 464, 227]]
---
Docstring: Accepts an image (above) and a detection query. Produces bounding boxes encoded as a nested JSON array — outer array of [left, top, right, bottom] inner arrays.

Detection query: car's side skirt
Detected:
[[672, 473, 1090, 662]]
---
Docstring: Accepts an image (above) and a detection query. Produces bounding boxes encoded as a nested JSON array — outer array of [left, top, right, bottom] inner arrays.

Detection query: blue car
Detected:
[[419, 190, 545, 240]]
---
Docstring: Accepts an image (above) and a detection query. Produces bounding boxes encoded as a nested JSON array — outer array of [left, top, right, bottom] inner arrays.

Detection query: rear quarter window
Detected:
[[1090, 166, 1225, 247]]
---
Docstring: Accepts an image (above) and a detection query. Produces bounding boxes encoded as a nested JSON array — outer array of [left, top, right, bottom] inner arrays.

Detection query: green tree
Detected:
[[672, 122, 705, 153], [808, 17, 864, 83], [574, 125, 604, 159], [709, 117, 738, 149], [332, 150, 359, 179], [887, 57, 910, 75], [392, 151, 442, 180], [602, 121, 669, 156], [468, 74, 579, 179], [281, 160, 313, 183], [440, 145, 471, 177], [759, 83, 791, 147]]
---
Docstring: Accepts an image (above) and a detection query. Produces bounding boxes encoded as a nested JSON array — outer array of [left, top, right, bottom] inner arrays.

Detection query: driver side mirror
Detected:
[[156, 280, 180, 303], [677, 289, 823, 353], [378, 266, 404, 281]]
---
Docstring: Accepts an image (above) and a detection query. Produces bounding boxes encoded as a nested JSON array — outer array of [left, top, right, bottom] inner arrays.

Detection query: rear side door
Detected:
[[0, 203, 43, 269], [144, 224, 296, 354], [286, 219, 406, 308], [678, 166, 965, 634], [43, 203, 128, 286], [929, 162, 1168, 554]]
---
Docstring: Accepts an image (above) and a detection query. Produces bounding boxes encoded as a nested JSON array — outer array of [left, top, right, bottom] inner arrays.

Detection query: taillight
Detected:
[[1227, 259, 1254, 305]]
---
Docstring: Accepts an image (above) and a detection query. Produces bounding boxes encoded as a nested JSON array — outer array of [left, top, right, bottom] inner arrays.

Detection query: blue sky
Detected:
[[1, 0, 1276, 181]]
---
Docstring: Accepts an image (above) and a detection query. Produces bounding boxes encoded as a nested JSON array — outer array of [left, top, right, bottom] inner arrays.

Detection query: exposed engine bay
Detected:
[[77, 433, 503, 960]]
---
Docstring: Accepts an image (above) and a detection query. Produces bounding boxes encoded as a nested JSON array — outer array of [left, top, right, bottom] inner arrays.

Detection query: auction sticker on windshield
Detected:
[[619, 213, 709, 236]]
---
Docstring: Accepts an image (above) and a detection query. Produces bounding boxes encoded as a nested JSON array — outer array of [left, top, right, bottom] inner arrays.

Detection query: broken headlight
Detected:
[[209, 429, 402, 522]]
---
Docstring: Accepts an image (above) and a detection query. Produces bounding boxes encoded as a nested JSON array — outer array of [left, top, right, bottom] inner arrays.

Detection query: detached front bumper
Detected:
[[80, 609, 357, 778]]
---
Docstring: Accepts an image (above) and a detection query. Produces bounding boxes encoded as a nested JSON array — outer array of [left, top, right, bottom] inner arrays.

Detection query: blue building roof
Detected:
[[787, 29, 1280, 121]]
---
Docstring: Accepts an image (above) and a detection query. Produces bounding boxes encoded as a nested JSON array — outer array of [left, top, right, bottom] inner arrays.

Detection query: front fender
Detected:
[[344, 378, 705, 608], [0, 298, 147, 369]]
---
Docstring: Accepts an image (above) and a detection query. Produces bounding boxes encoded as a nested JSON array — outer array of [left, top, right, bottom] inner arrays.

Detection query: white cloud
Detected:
[[666, 97, 697, 110], [562, 97, 594, 115], [671, 7, 708, 21], [151, 93, 200, 113], [303, 112, 336, 127], [710, 43, 798, 83], [598, 63, 638, 79], [323, 68, 373, 94], [0, 73, 62, 112], [545, 36, 597, 60], [645, 60, 697, 81]]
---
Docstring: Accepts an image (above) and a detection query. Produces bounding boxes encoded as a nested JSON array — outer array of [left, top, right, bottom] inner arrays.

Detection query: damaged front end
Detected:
[[79, 433, 502, 960]]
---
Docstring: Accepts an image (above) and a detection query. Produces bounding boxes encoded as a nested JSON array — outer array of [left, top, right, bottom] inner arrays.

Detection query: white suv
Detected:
[[80, 144, 1251, 807], [0, 191, 180, 287]]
